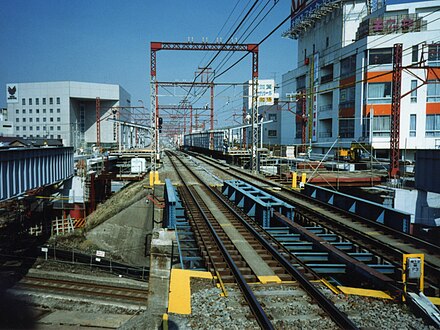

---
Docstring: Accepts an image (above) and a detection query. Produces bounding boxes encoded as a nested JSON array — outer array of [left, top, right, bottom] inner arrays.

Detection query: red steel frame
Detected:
[[150, 41, 259, 172], [390, 43, 403, 178]]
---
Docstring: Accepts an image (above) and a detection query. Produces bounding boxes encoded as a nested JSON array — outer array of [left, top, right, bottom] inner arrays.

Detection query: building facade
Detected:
[[282, 0, 440, 160], [243, 79, 295, 146], [5, 81, 131, 150]]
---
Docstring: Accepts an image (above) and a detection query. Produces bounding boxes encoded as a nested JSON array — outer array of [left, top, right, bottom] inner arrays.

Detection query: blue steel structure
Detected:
[[0, 147, 74, 201], [164, 179, 204, 270], [222, 180, 294, 227], [303, 184, 411, 233]]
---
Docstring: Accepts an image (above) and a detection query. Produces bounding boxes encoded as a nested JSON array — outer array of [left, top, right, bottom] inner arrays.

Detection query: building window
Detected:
[[43, 98, 46, 105], [50, 135, 54, 139], [16, 118, 19, 122], [29, 109, 32, 114], [369, 48, 393, 65], [22, 98, 25, 105], [36, 109, 40, 114], [29, 126, 33, 131], [50, 108, 53, 114], [57, 108, 60, 113], [268, 114, 277, 122], [339, 86, 356, 108], [57, 135, 61, 139], [410, 114, 416, 137], [43, 118, 46, 122], [43, 109, 46, 114], [29, 98, 32, 105], [23, 118, 26, 122], [23, 126, 26, 131], [428, 44, 440, 67], [373, 115, 390, 137], [56, 97, 60, 104], [367, 82, 392, 104], [50, 117, 53, 122], [50, 126, 54, 131], [49, 97, 53, 105], [16, 109, 19, 114], [339, 118, 355, 138], [29, 118, 33, 123], [36, 98, 39, 105], [16, 127, 19, 131], [36, 118, 39, 122], [426, 114, 440, 137], [412, 45, 419, 63], [57, 126, 61, 131], [427, 80, 440, 102], [22, 109, 26, 114], [57, 117, 61, 122], [410, 80, 417, 103], [268, 130, 277, 137], [340, 55, 356, 78]]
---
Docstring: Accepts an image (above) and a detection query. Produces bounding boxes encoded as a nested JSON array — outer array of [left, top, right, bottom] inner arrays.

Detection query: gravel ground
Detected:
[[168, 280, 435, 330]]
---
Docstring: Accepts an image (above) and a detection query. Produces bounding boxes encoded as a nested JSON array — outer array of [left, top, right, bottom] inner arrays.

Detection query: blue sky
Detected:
[[0, 0, 297, 124], [0, 0, 427, 125]]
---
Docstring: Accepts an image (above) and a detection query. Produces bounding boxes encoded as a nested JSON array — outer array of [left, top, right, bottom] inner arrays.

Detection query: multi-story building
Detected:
[[282, 0, 440, 160], [0, 107, 13, 136], [243, 79, 295, 146], [5, 81, 131, 150]]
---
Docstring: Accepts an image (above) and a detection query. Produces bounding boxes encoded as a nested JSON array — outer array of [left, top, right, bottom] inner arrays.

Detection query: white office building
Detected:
[[5, 81, 131, 150], [282, 0, 440, 160]]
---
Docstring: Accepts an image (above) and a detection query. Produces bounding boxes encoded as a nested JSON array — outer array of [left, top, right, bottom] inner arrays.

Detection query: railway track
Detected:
[[166, 150, 358, 329], [187, 151, 440, 296], [12, 275, 148, 306]]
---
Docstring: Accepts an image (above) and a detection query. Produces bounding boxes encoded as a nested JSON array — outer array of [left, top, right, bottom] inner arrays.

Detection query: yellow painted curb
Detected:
[[258, 275, 282, 284], [428, 297, 440, 306], [168, 269, 213, 314], [338, 286, 393, 300]]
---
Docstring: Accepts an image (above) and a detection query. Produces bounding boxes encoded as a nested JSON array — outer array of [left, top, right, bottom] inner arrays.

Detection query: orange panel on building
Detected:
[[426, 103, 440, 114], [427, 68, 440, 80], [340, 76, 356, 87], [366, 71, 393, 83], [365, 104, 391, 115]]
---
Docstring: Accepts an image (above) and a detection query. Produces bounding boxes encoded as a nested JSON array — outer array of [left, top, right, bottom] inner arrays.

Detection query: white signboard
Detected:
[[96, 250, 106, 257], [6, 84, 18, 103]]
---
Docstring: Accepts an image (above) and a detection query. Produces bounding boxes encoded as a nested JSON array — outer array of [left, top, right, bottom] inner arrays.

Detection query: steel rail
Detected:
[[188, 152, 440, 280], [206, 183, 359, 329], [167, 152, 273, 329]]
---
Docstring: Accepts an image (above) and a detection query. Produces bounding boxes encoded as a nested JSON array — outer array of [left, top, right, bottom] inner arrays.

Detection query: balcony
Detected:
[[319, 132, 332, 138], [339, 101, 355, 109], [320, 73, 333, 84], [320, 104, 332, 112]]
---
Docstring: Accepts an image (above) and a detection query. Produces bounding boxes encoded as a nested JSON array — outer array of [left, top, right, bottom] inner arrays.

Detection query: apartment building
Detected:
[[282, 0, 440, 160]]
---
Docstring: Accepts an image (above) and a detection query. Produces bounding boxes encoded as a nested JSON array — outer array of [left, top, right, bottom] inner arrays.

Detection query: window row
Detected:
[[371, 114, 440, 137], [15, 108, 61, 114], [366, 81, 440, 104], [16, 117, 61, 123], [16, 126, 62, 131], [17, 134, 62, 139], [22, 97, 60, 106]]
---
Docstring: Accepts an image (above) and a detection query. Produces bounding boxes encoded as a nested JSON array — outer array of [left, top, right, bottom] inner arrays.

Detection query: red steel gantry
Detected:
[[150, 41, 259, 172]]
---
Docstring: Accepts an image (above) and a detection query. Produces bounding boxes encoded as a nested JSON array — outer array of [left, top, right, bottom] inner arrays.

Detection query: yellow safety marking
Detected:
[[162, 313, 168, 330], [168, 269, 212, 314], [337, 286, 393, 300], [215, 270, 228, 298], [365, 231, 380, 236], [321, 278, 341, 295], [220, 224, 232, 227], [258, 275, 282, 284], [428, 297, 440, 306]]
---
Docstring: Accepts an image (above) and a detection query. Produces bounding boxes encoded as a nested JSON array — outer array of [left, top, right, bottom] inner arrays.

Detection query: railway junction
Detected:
[[1, 146, 439, 329], [1, 0, 440, 329]]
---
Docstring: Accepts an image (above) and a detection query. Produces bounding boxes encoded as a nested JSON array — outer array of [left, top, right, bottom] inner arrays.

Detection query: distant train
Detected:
[[182, 130, 228, 156]]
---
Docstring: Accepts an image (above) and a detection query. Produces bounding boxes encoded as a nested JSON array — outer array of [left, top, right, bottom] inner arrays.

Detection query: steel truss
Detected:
[[150, 41, 259, 172]]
